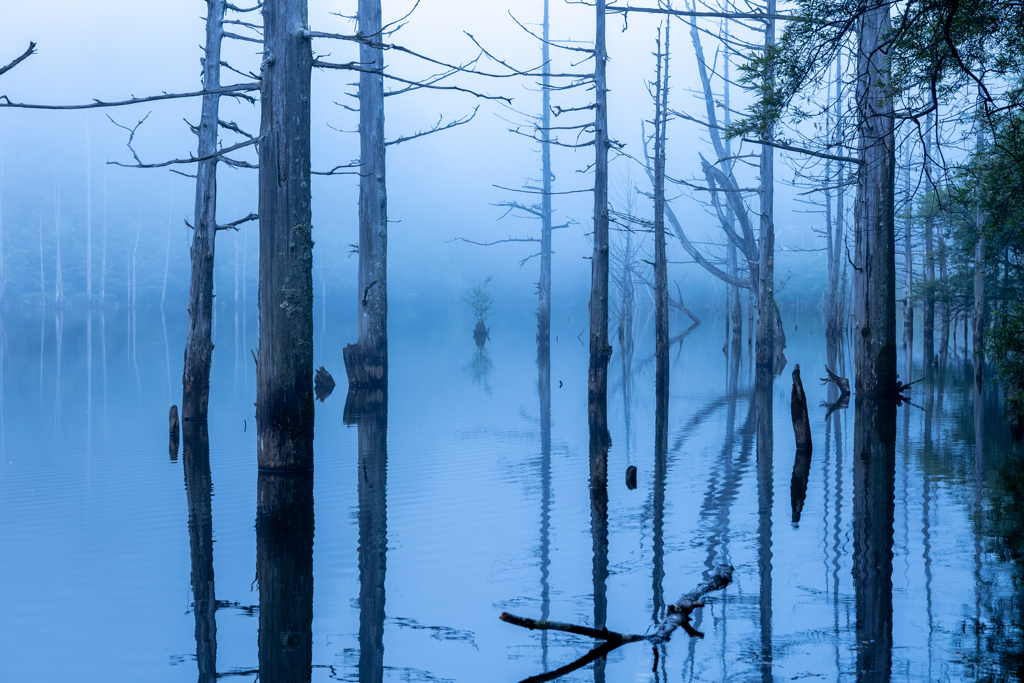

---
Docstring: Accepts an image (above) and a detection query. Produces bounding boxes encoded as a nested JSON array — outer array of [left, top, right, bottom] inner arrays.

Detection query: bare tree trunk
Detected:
[[973, 90, 987, 386], [853, 0, 897, 396], [101, 165, 107, 305], [86, 118, 92, 305], [588, 0, 612, 425], [723, 34, 742, 346], [162, 185, 172, 309], [937, 220, 950, 369], [538, 0, 552, 352], [39, 215, 46, 309], [827, 52, 847, 340], [922, 104, 936, 371], [182, 0, 226, 420], [653, 25, 670, 392], [54, 172, 63, 308], [257, 0, 314, 469], [755, 1, 777, 370], [345, 0, 388, 387], [902, 145, 914, 378]]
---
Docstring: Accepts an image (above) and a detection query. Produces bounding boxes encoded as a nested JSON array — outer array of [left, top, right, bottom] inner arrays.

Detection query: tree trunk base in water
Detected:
[[343, 343, 386, 388], [791, 365, 812, 452], [314, 366, 335, 402]]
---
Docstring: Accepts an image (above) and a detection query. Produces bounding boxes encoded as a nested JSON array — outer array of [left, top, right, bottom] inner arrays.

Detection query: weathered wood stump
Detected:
[[169, 405, 180, 461], [791, 364, 812, 452], [314, 366, 336, 402], [625, 465, 637, 490], [820, 365, 851, 396]]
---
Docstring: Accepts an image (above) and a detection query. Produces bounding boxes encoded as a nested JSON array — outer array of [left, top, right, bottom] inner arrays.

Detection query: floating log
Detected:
[[625, 465, 637, 490], [314, 366, 336, 402], [791, 364, 812, 452], [169, 405, 180, 461]]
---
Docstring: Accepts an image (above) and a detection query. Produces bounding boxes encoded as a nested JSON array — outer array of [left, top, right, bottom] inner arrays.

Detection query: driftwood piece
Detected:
[[501, 563, 733, 682], [169, 405, 180, 461], [819, 365, 850, 396], [790, 364, 812, 452], [314, 366, 336, 402]]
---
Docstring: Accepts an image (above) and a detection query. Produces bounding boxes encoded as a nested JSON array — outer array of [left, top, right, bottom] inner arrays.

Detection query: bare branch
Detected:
[[449, 236, 540, 246], [108, 136, 260, 169], [0, 42, 36, 78], [385, 106, 478, 147], [741, 137, 862, 164], [217, 212, 258, 230], [0, 82, 260, 110]]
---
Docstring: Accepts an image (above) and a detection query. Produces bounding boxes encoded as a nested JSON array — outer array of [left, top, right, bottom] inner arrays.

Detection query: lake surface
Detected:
[[1, 303, 1021, 682]]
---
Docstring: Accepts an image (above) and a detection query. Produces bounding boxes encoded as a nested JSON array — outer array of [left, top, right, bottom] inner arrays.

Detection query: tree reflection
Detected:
[[182, 422, 216, 682], [345, 387, 388, 683], [852, 396, 896, 683], [754, 365, 774, 683]]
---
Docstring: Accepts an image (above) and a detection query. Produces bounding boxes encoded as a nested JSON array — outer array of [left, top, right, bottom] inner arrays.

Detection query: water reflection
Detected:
[[256, 467, 314, 682], [538, 344, 552, 669], [344, 387, 388, 683], [589, 416, 610, 683], [852, 397, 896, 682], [182, 422, 216, 682], [754, 365, 774, 683]]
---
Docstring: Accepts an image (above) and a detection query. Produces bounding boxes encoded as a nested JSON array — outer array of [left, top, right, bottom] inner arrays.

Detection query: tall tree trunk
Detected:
[[256, 469, 314, 681], [653, 25, 670, 394], [755, 0, 777, 369], [922, 105, 936, 371], [86, 118, 92, 305], [182, 422, 217, 683], [973, 90, 987, 386], [101, 165, 107, 305], [827, 52, 847, 340], [538, 0, 552, 352], [588, 0, 612, 425], [257, 0, 315, 469], [182, 0, 225, 420], [723, 28, 742, 346], [902, 146, 914, 378], [937, 220, 950, 368], [54, 172, 63, 308], [162, 185, 172, 309], [755, 365, 774, 682], [345, 0, 389, 387], [853, 0, 897, 395]]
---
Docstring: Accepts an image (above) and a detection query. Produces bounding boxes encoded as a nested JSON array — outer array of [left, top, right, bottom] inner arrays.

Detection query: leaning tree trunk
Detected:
[[653, 25, 670, 392], [344, 0, 389, 388], [257, 0, 315, 470], [853, 0, 897, 396], [755, 0, 777, 369], [182, 0, 226, 421], [588, 0, 612, 424], [538, 0, 552, 352]]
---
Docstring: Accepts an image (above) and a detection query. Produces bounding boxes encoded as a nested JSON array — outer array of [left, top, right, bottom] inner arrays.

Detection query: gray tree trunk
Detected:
[[538, 0, 552, 351], [182, 0, 226, 420], [588, 0, 612, 424], [755, 1, 777, 369], [257, 0, 314, 469], [937, 219, 950, 368], [827, 52, 847, 340], [902, 146, 914, 378], [922, 105, 936, 370], [653, 25, 670, 393], [853, 0, 897, 395], [973, 91, 987, 386], [345, 0, 389, 387]]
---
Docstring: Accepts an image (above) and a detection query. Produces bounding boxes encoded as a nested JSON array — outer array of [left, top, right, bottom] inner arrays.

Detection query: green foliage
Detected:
[[462, 276, 493, 325]]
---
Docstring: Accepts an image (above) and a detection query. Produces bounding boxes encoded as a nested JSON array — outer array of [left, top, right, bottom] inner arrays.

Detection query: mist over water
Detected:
[[0, 301, 1019, 681]]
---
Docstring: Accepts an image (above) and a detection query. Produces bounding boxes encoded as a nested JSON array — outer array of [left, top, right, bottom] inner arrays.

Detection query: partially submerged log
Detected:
[[500, 564, 733, 681], [314, 366, 335, 402], [791, 364, 812, 452], [169, 405, 180, 461]]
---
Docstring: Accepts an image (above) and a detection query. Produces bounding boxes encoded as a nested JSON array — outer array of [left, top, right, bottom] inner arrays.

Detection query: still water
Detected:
[[0, 303, 1020, 682]]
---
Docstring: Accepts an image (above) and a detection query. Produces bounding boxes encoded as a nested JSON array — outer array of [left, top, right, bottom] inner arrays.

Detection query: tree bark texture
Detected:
[[257, 0, 314, 469], [347, 0, 388, 388], [755, 1, 777, 370], [853, 0, 897, 396], [852, 397, 896, 683], [182, 0, 226, 420], [183, 422, 217, 683], [538, 0, 552, 352], [256, 470, 314, 683], [588, 0, 612, 424]]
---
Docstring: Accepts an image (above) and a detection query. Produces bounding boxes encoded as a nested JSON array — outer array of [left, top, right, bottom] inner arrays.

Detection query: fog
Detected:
[[1, 0, 827, 320]]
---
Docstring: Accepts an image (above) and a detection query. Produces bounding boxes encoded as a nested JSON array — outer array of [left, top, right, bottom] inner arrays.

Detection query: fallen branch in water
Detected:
[[500, 564, 733, 682]]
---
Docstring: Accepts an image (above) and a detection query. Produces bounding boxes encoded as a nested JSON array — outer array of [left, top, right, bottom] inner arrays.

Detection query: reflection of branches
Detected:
[[464, 346, 492, 393]]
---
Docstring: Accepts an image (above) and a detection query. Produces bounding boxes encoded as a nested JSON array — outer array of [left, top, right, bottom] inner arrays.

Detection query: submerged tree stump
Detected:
[[169, 405, 180, 461], [791, 365, 812, 452], [625, 465, 637, 490]]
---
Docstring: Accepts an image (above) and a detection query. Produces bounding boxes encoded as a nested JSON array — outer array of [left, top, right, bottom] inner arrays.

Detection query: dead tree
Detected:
[[652, 24, 671, 394], [853, 0, 897, 396], [826, 51, 849, 342], [256, 0, 315, 469], [922, 96, 937, 370], [972, 86, 987, 386]]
